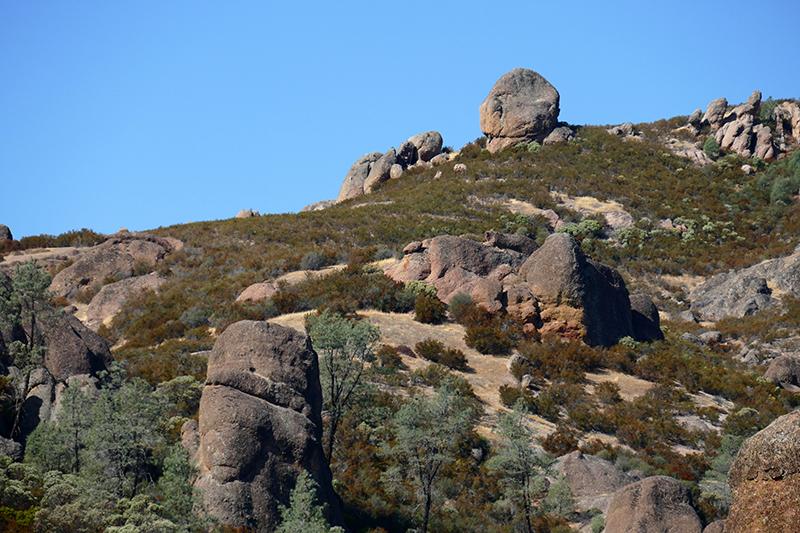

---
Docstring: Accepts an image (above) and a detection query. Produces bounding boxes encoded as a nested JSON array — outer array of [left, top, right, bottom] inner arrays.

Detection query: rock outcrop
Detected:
[[556, 451, 633, 515], [236, 209, 260, 218], [604, 475, 702, 533], [187, 321, 344, 532], [725, 409, 800, 532], [387, 232, 655, 347], [50, 232, 180, 299], [86, 273, 166, 330], [520, 233, 634, 347], [0, 225, 11, 242], [706, 92, 777, 160], [235, 282, 279, 303], [763, 355, 800, 392], [630, 293, 664, 342], [479, 68, 560, 153], [336, 131, 445, 203]]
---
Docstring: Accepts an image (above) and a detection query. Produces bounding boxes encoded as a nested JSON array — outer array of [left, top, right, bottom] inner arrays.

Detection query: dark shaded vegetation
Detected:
[[0, 228, 106, 254]]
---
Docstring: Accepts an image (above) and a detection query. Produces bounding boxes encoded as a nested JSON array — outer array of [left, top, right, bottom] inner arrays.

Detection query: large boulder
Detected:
[[763, 355, 800, 392], [556, 451, 633, 514], [630, 294, 664, 342], [702, 97, 728, 130], [479, 68, 560, 152], [520, 233, 633, 347], [50, 233, 177, 299], [0, 225, 11, 242], [725, 410, 800, 532], [43, 314, 114, 382], [363, 148, 397, 194], [336, 152, 383, 203], [605, 475, 703, 533], [710, 92, 777, 160], [188, 321, 344, 532], [689, 272, 774, 322], [86, 273, 166, 330], [408, 131, 443, 162], [235, 282, 279, 304]]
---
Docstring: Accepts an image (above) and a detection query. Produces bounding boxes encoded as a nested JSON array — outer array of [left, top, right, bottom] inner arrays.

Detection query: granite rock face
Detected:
[[605, 475, 702, 533], [479, 68, 560, 152], [188, 321, 344, 532], [725, 410, 800, 532]]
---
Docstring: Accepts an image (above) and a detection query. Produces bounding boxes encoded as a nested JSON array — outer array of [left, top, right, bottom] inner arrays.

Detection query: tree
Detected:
[[306, 309, 380, 461], [382, 380, 474, 533], [0, 260, 61, 438], [275, 471, 344, 533], [486, 401, 551, 533]]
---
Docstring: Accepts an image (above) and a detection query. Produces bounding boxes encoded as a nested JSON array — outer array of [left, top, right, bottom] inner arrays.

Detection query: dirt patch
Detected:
[[0, 246, 85, 272], [585, 370, 655, 401], [659, 274, 706, 293]]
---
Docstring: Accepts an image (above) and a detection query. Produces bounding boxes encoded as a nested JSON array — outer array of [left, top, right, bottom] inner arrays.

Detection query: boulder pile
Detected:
[[386, 231, 661, 347], [604, 476, 703, 533], [336, 130, 446, 203]]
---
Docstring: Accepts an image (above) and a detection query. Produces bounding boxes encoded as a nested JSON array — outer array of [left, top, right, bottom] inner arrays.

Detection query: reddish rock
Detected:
[[725, 410, 800, 532], [605, 475, 702, 533]]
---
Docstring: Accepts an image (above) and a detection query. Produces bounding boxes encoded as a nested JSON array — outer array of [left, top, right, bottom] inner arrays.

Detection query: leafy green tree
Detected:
[[545, 475, 576, 519], [306, 309, 380, 461], [0, 260, 61, 438], [382, 380, 474, 533], [486, 401, 551, 533], [275, 471, 343, 533]]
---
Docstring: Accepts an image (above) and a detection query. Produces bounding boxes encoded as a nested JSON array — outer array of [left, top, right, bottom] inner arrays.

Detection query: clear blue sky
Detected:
[[2, 1, 798, 239]]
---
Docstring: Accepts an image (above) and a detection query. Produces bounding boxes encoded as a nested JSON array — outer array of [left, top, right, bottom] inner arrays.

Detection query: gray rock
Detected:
[[236, 209, 259, 218], [479, 68, 560, 153], [364, 147, 397, 193], [299, 199, 336, 212], [681, 332, 704, 347], [688, 109, 703, 125], [408, 131, 443, 162], [336, 152, 383, 203], [543, 126, 574, 145], [698, 330, 723, 344], [396, 141, 418, 169], [607, 122, 637, 137], [484, 231, 538, 256], [192, 321, 344, 532], [703, 521, 726, 533], [753, 124, 776, 160], [690, 272, 774, 321], [556, 450, 634, 514], [389, 163, 404, 179], [0, 225, 11, 242], [678, 310, 697, 323], [605, 475, 702, 533], [0, 436, 22, 461], [43, 314, 114, 382], [741, 164, 755, 175], [507, 353, 525, 372], [630, 294, 664, 342], [702, 97, 728, 130], [429, 153, 449, 165], [763, 355, 800, 391]]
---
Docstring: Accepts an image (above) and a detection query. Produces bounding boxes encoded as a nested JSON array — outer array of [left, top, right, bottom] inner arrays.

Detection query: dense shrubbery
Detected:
[[0, 228, 106, 254], [414, 339, 469, 371]]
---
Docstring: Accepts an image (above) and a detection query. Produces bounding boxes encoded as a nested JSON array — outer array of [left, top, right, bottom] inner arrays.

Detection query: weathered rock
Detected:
[[605, 475, 702, 533], [235, 282, 279, 304], [389, 163, 404, 179], [396, 141, 418, 169], [741, 164, 755, 175], [763, 355, 800, 392], [192, 321, 343, 532], [630, 294, 664, 342], [43, 314, 114, 382], [607, 122, 637, 138], [408, 131, 443, 162], [453, 163, 467, 173], [520, 233, 633, 347], [484, 231, 538, 256], [364, 148, 397, 193], [50, 234, 173, 299], [689, 272, 774, 321], [688, 109, 703, 126], [336, 152, 382, 203], [20, 367, 56, 435], [86, 273, 165, 329], [702, 97, 728, 130], [668, 140, 713, 165], [775, 101, 800, 150], [681, 332, 704, 347], [698, 330, 722, 344], [0, 225, 11, 242], [543, 126, 574, 145], [299, 199, 336, 212], [236, 209, 260, 218], [556, 450, 633, 514], [703, 520, 725, 533], [479, 68, 560, 152], [0, 436, 22, 461], [726, 410, 800, 532], [753, 123, 775, 160]]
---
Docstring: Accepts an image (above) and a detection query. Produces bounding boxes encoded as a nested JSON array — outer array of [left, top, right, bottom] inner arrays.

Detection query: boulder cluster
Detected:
[[385, 231, 662, 347], [183, 321, 344, 533], [336, 130, 447, 203], [700, 91, 775, 160]]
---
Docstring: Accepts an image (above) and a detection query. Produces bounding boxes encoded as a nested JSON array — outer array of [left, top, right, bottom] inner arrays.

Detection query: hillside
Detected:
[[2, 87, 800, 532]]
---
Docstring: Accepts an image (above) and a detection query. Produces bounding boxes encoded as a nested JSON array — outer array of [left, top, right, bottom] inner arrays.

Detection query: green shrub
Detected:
[[703, 136, 721, 160], [464, 324, 513, 355], [414, 293, 447, 324], [376, 345, 403, 369], [414, 338, 468, 371]]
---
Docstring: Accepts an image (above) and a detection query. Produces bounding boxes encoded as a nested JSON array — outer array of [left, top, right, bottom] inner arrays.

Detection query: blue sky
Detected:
[[2, 1, 799, 239]]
